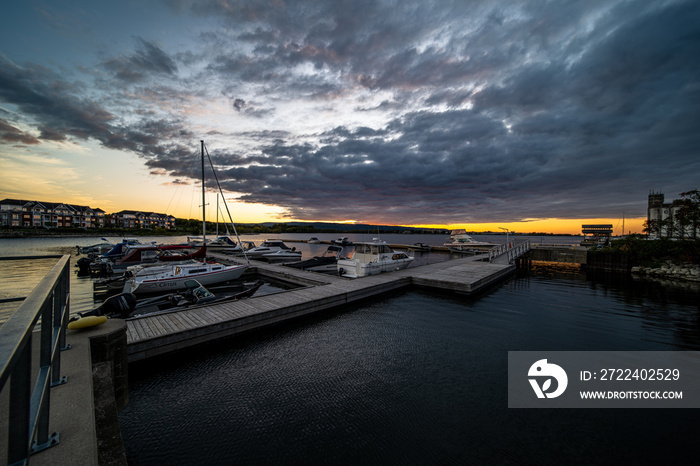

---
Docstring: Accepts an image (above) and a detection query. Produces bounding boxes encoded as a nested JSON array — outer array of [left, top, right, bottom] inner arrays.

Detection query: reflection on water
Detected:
[[119, 265, 700, 465], [0, 258, 60, 321]]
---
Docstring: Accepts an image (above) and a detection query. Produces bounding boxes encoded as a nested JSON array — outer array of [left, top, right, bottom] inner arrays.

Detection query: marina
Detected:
[[3, 233, 698, 464], [3, 1, 698, 462], [125, 251, 515, 362]]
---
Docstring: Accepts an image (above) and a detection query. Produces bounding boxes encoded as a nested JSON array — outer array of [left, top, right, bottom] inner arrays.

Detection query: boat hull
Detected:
[[124, 264, 248, 295], [337, 256, 413, 278], [444, 244, 495, 252]]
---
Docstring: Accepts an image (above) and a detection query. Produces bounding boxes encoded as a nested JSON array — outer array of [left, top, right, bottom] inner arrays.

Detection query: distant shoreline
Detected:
[[0, 229, 581, 239]]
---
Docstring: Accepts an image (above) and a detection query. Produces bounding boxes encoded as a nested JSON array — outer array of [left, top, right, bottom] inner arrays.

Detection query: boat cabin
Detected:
[[349, 242, 396, 262]]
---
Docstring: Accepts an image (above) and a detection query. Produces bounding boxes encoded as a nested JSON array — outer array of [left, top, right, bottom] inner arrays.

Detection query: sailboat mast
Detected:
[[201, 140, 206, 245]]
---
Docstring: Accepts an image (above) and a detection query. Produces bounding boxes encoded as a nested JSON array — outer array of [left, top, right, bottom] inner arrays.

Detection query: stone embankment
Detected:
[[631, 262, 700, 282]]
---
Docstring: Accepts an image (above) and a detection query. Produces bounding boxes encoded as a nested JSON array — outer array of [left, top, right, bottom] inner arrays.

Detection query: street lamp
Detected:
[[499, 227, 510, 247]]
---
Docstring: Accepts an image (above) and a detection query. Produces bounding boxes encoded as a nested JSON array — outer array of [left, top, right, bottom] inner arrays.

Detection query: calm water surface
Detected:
[[6, 235, 697, 463], [119, 263, 700, 465], [0, 232, 557, 322]]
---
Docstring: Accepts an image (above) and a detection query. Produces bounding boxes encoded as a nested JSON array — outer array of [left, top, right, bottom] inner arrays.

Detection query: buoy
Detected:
[[68, 315, 108, 330]]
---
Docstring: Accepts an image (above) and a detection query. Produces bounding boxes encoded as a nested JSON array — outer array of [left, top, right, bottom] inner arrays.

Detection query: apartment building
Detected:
[[108, 210, 176, 229], [0, 199, 175, 229], [0, 199, 106, 228]]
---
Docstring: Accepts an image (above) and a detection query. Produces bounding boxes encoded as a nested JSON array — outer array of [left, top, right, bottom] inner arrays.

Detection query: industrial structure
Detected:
[[647, 192, 699, 239]]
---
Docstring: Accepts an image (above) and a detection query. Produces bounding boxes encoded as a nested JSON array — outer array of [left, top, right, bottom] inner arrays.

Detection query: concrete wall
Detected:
[[524, 245, 588, 264]]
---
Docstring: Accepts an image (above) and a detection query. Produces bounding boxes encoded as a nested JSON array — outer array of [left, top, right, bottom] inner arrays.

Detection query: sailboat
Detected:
[[123, 141, 248, 295]]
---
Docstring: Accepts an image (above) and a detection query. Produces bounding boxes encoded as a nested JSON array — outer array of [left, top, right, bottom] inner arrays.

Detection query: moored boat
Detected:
[[77, 279, 262, 319], [337, 239, 413, 278], [443, 229, 496, 252], [262, 249, 302, 262], [187, 235, 243, 254], [245, 240, 294, 259], [331, 236, 353, 246], [123, 258, 248, 295], [122, 141, 248, 293], [285, 245, 343, 272], [91, 244, 204, 275], [77, 239, 112, 255], [97, 239, 144, 260]]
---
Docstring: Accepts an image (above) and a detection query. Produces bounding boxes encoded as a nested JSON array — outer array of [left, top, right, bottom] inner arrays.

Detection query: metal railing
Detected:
[[489, 240, 531, 264], [0, 255, 71, 465]]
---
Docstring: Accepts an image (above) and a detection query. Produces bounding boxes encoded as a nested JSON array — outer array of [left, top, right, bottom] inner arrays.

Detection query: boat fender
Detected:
[[338, 267, 345, 276], [68, 315, 108, 330]]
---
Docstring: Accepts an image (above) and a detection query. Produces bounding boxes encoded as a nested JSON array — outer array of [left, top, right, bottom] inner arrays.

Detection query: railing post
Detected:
[[34, 298, 54, 451], [52, 266, 70, 386], [8, 339, 32, 465], [59, 264, 71, 352]]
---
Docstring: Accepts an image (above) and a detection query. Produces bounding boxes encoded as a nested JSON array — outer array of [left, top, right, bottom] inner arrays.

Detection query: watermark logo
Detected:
[[528, 359, 568, 398]]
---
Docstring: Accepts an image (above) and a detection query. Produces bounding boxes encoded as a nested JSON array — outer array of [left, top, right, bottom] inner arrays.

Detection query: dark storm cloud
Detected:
[[102, 37, 178, 82], [144, 0, 700, 223], [0, 56, 116, 142], [0, 53, 192, 168], [3, 0, 699, 225], [0, 118, 40, 145]]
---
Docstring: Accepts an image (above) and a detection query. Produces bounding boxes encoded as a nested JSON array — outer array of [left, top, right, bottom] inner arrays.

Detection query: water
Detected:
[[118, 263, 700, 465], [7, 234, 697, 463], [0, 232, 552, 322]]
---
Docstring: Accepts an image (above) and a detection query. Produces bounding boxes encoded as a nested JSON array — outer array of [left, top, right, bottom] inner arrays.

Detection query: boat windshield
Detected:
[[184, 279, 215, 301], [192, 286, 214, 300], [354, 243, 394, 255]]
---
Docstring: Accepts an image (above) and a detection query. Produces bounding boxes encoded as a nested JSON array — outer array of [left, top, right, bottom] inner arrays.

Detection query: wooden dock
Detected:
[[125, 255, 514, 362]]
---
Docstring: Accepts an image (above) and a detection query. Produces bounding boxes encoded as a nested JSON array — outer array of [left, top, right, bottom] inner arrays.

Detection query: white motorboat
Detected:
[[443, 229, 496, 252], [245, 240, 294, 259], [122, 260, 248, 295], [262, 249, 302, 262], [307, 237, 321, 244], [337, 239, 413, 278], [331, 236, 353, 246]]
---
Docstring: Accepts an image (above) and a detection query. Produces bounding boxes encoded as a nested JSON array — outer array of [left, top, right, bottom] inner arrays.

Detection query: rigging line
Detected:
[[163, 177, 181, 215], [187, 147, 200, 222], [203, 142, 249, 264]]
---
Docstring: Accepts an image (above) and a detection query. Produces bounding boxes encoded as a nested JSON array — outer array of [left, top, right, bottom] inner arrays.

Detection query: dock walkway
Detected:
[[126, 255, 514, 362]]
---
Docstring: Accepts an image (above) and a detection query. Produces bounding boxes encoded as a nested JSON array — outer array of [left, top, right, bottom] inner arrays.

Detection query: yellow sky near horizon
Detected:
[[411, 217, 644, 236]]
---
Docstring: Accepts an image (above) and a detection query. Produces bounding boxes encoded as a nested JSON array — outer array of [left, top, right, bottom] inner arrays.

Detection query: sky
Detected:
[[1, 0, 698, 234]]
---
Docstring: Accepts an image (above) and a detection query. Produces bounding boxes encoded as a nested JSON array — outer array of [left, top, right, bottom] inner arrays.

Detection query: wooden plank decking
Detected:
[[125, 255, 514, 362]]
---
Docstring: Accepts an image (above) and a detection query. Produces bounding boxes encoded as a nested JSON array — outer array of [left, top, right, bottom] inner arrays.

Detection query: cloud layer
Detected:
[[2, 0, 699, 224]]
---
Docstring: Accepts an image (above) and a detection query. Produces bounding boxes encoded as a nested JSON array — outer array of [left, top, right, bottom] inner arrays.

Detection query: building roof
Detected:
[[1, 199, 170, 219], [0, 199, 102, 213]]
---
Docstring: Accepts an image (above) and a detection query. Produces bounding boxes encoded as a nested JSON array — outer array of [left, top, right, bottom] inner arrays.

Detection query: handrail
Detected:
[[0, 255, 71, 465], [489, 240, 531, 263]]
